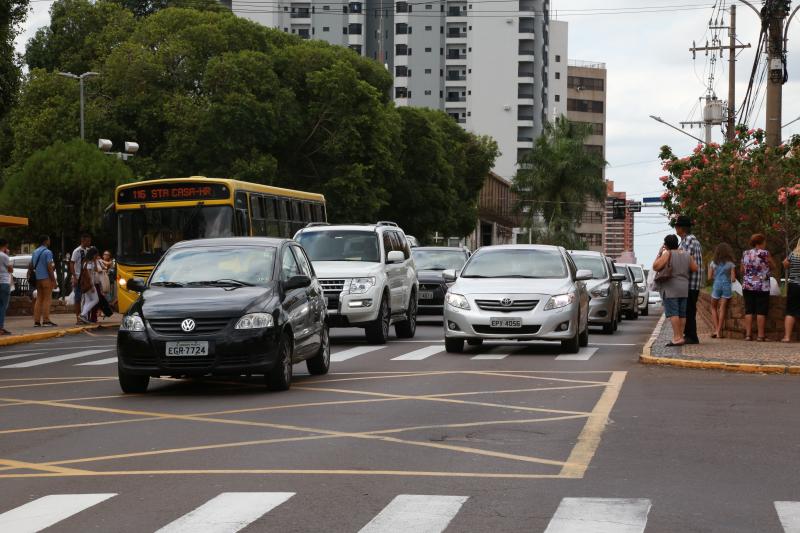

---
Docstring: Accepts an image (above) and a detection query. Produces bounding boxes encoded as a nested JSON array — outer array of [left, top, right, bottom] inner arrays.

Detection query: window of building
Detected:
[[567, 76, 605, 91], [425, 68, 431, 74], [395, 87, 408, 98], [323, 5, 330, 10], [425, 25, 432, 30], [323, 26, 329, 32], [555, 72, 560, 79], [554, 94, 560, 102], [425, 47, 432, 52], [284, 6, 288, 11], [567, 98, 604, 114], [555, 54, 561, 62], [425, 3, 432, 8], [343, 26, 348, 34], [424, 89, 432, 95], [584, 233, 603, 246]]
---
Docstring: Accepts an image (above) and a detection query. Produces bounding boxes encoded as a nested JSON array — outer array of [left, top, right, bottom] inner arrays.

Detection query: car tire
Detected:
[[266, 335, 293, 391], [579, 323, 589, 347], [613, 315, 619, 331], [306, 324, 330, 375], [561, 329, 580, 354], [365, 295, 391, 345], [631, 309, 639, 320], [394, 292, 417, 339], [118, 365, 149, 394], [445, 338, 464, 353], [602, 318, 614, 334], [467, 339, 483, 346], [641, 305, 649, 316]]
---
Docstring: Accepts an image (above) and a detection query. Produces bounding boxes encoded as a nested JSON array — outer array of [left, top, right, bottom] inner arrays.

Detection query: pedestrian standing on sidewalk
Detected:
[[79, 247, 100, 323], [708, 243, 736, 339], [31, 235, 57, 327], [70, 232, 91, 325], [0, 239, 13, 335], [781, 238, 800, 342], [653, 234, 698, 347], [741, 233, 773, 341], [675, 216, 703, 344]]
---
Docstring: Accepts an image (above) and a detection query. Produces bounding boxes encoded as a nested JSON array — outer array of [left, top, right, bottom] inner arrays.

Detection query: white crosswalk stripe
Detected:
[[156, 492, 294, 533], [556, 347, 599, 361], [544, 498, 651, 533], [330, 346, 386, 362], [470, 353, 510, 360], [0, 352, 44, 362], [0, 349, 111, 369], [75, 357, 118, 366], [775, 501, 800, 533], [358, 494, 468, 533], [0, 493, 116, 533], [391, 345, 445, 361]]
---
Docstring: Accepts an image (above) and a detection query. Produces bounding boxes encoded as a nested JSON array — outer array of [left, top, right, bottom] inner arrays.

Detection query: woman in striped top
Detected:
[[781, 239, 800, 342]]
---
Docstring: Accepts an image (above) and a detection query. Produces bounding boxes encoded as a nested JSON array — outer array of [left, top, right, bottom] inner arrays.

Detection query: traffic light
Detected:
[[612, 198, 626, 220]]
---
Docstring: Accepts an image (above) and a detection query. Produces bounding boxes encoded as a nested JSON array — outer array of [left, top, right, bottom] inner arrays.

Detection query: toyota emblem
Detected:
[[501, 297, 513, 307], [181, 318, 196, 332]]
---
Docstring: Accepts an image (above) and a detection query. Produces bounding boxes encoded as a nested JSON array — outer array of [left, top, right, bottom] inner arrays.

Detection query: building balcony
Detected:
[[446, 50, 466, 60], [290, 10, 310, 18], [446, 73, 466, 81], [445, 96, 466, 103], [448, 7, 465, 16]]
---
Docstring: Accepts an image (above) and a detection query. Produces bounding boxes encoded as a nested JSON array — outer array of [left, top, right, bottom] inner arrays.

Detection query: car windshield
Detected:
[[461, 249, 567, 278], [412, 249, 468, 271], [296, 230, 380, 262], [615, 265, 632, 281], [630, 266, 645, 283], [150, 246, 275, 287], [117, 206, 234, 265], [570, 255, 606, 279]]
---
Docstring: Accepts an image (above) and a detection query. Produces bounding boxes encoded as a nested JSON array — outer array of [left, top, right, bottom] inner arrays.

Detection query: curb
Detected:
[[0, 323, 119, 347], [639, 315, 800, 375]]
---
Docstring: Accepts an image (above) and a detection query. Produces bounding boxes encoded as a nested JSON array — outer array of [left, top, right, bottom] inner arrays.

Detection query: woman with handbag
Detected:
[[653, 234, 698, 347]]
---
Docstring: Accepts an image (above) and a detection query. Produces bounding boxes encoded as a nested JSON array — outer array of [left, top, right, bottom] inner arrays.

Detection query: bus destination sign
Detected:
[[118, 182, 230, 204]]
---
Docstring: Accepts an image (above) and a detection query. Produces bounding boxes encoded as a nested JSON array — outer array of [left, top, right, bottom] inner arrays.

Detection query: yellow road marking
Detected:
[[559, 371, 627, 478], [0, 458, 91, 475], [463, 371, 608, 385], [0, 469, 566, 480], [0, 417, 165, 436]]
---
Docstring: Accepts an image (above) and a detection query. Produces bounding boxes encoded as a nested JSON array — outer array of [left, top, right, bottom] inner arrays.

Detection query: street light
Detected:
[[58, 71, 99, 141], [98, 139, 139, 160], [649, 115, 707, 145]]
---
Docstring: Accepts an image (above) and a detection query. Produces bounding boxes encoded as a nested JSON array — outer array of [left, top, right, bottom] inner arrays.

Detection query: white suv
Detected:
[[295, 222, 418, 344]]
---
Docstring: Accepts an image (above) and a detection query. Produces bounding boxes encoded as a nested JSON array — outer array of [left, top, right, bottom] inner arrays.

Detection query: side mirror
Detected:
[[611, 273, 626, 282], [442, 269, 457, 282], [284, 275, 311, 290], [575, 269, 594, 281], [387, 250, 405, 264], [127, 277, 146, 293]]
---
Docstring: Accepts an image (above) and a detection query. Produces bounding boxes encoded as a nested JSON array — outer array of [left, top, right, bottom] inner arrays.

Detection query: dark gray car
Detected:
[[570, 251, 625, 334]]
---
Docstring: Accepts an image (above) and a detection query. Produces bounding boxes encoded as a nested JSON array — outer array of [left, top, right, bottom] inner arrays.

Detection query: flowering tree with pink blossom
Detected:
[[659, 127, 800, 258]]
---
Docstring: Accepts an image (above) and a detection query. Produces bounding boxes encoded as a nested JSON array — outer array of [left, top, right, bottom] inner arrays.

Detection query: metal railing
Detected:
[[568, 59, 607, 69]]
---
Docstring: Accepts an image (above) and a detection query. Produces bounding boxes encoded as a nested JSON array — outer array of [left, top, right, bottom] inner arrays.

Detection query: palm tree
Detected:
[[513, 117, 606, 247]]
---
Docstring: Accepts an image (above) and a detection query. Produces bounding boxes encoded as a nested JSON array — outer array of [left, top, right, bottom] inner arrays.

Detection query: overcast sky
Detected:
[[14, 0, 800, 265]]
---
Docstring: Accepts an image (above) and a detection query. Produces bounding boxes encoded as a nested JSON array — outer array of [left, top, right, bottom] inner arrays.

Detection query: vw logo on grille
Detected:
[[181, 319, 196, 332], [501, 298, 514, 307]]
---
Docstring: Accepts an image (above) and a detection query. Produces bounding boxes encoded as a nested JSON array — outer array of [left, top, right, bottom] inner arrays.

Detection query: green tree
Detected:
[[513, 117, 606, 247], [0, 139, 134, 244], [0, 0, 28, 122]]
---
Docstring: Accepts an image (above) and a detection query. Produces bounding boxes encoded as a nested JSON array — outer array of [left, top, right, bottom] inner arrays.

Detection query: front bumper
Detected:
[[443, 299, 579, 341], [117, 324, 280, 376], [323, 282, 381, 327], [588, 297, 614, 324], [637, 295, 648, 311], [418, 281, 447, 315], [620, 296, 635, 311]]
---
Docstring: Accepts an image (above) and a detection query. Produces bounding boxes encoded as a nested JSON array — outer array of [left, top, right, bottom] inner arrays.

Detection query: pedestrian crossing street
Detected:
[[0, 343, 612, 369], [1, 492, 798, 532]]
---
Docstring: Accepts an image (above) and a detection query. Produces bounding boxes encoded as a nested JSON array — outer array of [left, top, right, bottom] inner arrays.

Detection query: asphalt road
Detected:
[[0, 312, 798, 532]]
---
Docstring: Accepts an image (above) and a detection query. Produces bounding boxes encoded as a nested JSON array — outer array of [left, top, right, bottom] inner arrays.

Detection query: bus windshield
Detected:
[[118, 206, 234, 265]]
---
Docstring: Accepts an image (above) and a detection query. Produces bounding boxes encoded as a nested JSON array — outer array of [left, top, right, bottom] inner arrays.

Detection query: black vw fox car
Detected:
[[117, 238, 329, 393]]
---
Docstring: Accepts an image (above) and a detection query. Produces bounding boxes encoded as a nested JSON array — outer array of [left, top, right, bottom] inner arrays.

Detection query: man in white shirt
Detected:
[[70, 232, 91, 325], [0, 239, 13, 335]]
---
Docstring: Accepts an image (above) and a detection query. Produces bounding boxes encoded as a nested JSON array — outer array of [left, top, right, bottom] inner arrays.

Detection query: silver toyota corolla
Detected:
[[442, 245, 592, 354]]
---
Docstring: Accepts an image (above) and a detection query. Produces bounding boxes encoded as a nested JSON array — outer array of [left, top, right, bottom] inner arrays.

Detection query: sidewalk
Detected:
[[0, 313, 121, 347], [641, 316, 800, 374]]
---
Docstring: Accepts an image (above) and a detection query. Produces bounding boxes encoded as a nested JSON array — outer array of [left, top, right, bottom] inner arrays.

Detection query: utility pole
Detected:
[[689, 6, 750, 142], [765, 0, 790, 146]]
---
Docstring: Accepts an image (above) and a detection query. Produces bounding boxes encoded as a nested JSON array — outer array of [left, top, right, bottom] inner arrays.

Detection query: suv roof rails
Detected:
[[305, 222, 330, 228], [376, 221, 399, 227]]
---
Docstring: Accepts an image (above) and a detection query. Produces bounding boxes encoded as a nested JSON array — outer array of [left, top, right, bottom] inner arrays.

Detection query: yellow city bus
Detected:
[[113, 176, 326, 312]]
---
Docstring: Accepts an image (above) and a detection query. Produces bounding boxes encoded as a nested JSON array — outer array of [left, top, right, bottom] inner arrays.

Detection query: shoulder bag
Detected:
[[654, 252, 673, 284], [27, 250, 42, 288]]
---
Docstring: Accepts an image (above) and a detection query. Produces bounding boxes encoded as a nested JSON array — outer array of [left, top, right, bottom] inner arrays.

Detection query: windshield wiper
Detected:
[[151, 281, 184, 287], [186, 279, 255, 288]]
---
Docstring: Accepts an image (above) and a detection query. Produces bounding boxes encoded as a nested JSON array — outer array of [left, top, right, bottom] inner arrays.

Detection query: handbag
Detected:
[[79, 264, 93, 292], [654, 252, 673, 284]]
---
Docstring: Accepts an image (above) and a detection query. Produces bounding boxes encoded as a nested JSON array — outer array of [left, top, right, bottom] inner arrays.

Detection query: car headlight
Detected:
[[235, 313, 274, 330], [446, 292, 470, 310], [120, 314, 145, 332], [349, 277, 376, 295], [590, 283, 609, 298], [544, 293, 575, 310]]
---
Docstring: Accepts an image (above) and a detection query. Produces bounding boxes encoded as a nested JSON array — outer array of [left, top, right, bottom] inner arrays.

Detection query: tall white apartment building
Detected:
[[231, 0, 565, 180]]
